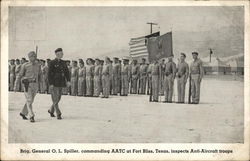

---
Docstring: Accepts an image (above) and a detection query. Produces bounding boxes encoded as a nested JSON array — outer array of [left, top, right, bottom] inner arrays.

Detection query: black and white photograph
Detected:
[[1, 0, 249, 160]]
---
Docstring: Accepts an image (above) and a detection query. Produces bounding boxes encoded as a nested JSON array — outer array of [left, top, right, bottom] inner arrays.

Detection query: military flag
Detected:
[[147, 32, 173, 62]]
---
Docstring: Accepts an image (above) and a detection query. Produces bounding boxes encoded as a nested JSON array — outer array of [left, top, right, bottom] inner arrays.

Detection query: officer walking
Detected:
[[48, 48, 70, 119], [163, 56, 176, 103], [14, 51, 42, 122], [190, 52, 203, 104]]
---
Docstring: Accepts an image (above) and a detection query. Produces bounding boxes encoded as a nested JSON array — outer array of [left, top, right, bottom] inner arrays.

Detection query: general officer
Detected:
[[48, 48, 70, 119], [190, 52, 203, 104], [14, 51, 42, 123]]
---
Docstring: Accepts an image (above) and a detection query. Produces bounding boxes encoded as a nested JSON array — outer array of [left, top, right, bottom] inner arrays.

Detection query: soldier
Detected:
[[112, 57, 120, 95], [9, 59, 16, 91], [159, 59, 166, 95], [109, 60, 113, 94], [130, 59, 139, 94], [46, 59, 51, 94], [20, 58, 27, 92], [70, 61, 79, 96], [147, 62, 153, 95], [118, 60, 122, 94], [177, 53, 189, 103], [86, 58, 94, 97], [13, 59, 22, 92], [100, 60, 104, 94], [93, 59, 102, 97], [150, 60, 161, 102], [121, 58, 130, 96], [190, 52, 203, 104], [14, 51, 42, 122], [62, 60, 71, 95], [48, 48, 70, 120], [163, 56, 176, 103], [40, 60, 49, 94], [101, 57, 112, 98], [139, 58, 148, 94], [78, 61, 86, 96]]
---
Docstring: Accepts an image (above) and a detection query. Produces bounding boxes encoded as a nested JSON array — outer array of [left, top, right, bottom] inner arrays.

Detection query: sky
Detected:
[[9, 6, 244, 60]]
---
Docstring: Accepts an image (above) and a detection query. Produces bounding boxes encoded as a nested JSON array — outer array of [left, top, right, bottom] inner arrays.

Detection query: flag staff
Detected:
[[147, 22, 158, 34]]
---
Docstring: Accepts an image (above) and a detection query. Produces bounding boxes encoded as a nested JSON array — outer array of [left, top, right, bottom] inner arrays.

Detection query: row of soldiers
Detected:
[[9, 52, 203, 104]]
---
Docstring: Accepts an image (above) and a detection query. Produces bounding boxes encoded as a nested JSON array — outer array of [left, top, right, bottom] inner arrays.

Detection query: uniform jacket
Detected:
[[48, 58, 70, 87]]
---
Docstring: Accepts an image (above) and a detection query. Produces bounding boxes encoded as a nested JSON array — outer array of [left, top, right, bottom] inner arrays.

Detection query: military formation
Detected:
[[10, 48, 203, 123]]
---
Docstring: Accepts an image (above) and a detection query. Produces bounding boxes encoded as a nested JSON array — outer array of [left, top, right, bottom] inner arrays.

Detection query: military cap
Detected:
[[16, 59, 20, 61], [141, 58, 146, 61], [55, 48, 63, 53], [11, 59, 15, 61], [28, 51, 36, 57], [72, 60, 77, 63], [113, 57, 119, 60], [192, 52, 198, 55], [21, 57, 26, 60], [180, 53, 186, 58]]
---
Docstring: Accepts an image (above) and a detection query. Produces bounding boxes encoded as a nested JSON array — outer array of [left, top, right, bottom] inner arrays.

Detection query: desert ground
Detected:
[[8, 75, 244, 143]]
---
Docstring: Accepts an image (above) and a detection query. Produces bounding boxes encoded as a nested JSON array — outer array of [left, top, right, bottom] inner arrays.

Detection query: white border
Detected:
[[1, 0, 249, 160]]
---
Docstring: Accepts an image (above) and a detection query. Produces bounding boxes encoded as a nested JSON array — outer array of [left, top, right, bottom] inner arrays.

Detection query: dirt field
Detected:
[[8, 75, 244, 143]]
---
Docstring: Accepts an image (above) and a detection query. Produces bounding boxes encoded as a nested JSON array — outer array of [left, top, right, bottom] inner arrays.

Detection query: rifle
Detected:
[[137, 75, 140, 94], [149, 76, 152, 102], [188, 75, 192, 104]]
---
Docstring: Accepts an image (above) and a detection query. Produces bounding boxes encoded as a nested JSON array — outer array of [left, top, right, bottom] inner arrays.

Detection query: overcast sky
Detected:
[[9, 6, 244, 60]]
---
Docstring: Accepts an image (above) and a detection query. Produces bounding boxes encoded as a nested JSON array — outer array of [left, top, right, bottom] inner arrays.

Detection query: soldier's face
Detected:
[[192, 54, 197, 59], [55, 51, 63, 59], [180, 56, 185, 61], [29, 55, 36, 63]]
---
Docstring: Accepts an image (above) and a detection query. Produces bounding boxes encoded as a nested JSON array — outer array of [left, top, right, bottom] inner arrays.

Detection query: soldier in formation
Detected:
[[10, 51, 203, 107]]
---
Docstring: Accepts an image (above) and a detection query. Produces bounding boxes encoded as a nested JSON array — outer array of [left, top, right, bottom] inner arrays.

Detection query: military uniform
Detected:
[[121, 61, 130, 96], [70, 65, 79, 96], [93, 64, 102, 97], [48, 58, 70, 117], [86, 64, 94, 96], [130, 64, 139, 94], [14, 63, 22, 92], [15, 60, 42, 119], [40, 64, 49, 93], [190, 57, 203, 104], [177, 61, 189, 103], [163, 61, 176, 102], [102, 63, 112, 98], [139, 63, 148, 94], [112, 62, 120, 95], [78, 66, 86, 96], [9, 64, 16, 91], [151, 63, 161, 101]]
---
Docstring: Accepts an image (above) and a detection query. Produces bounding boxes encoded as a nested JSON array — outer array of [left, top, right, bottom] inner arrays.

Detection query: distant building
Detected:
[[203, 54, 244, 75]]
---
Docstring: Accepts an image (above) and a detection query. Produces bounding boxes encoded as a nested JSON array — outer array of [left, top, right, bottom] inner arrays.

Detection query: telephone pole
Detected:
[[147, 22, 158, 34]]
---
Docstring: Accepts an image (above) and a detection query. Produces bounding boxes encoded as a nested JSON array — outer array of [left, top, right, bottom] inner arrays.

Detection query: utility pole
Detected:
[[147, 22, 158, 34], [209, 48, 214, 63]]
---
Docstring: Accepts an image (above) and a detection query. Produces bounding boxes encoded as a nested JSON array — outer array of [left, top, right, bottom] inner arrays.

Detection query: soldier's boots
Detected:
[[20, 113, 28, 120], [57, 114, 62, 120], [48, 110, 55, 117], [30, 116, 35, 123]]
